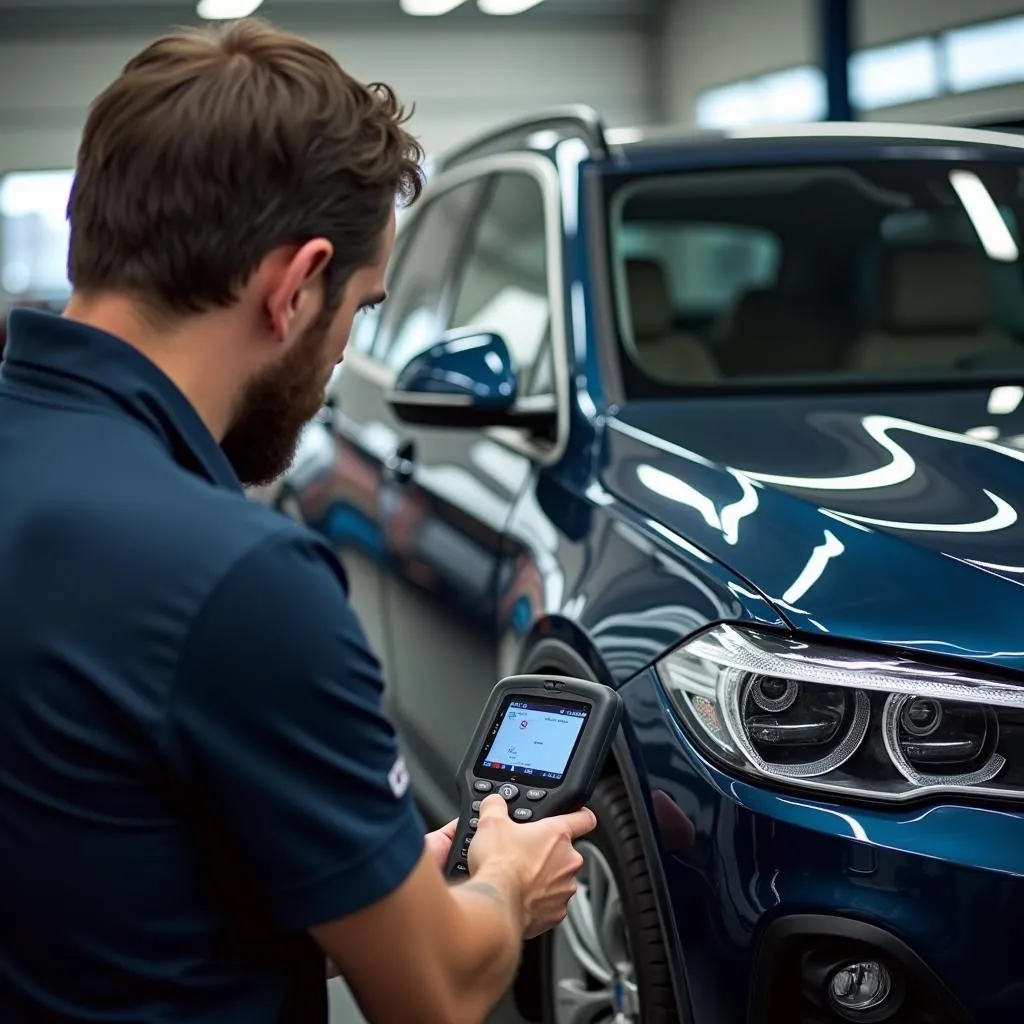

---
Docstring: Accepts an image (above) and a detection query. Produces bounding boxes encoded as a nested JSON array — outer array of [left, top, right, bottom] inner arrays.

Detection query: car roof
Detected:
[[428, 105, 1024, 177], [606, 120, 1024, 153]]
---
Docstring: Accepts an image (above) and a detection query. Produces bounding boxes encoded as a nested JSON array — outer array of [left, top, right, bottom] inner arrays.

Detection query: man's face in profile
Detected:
[[221, 214, 395, 487]]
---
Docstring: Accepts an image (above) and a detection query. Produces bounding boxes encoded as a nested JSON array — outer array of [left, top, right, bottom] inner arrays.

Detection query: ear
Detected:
[[266, 238, 334, 344]]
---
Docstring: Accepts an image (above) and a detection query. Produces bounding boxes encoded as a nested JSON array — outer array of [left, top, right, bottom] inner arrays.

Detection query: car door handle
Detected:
[[383, 440, 417, 485]]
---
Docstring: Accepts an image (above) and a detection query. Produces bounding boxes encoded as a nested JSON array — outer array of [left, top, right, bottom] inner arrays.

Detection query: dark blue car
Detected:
[[267, 109, 1024, 1024]]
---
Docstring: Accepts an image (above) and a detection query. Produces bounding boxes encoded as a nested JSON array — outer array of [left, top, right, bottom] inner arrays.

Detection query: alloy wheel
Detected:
[[551, 840, 639, 1024]]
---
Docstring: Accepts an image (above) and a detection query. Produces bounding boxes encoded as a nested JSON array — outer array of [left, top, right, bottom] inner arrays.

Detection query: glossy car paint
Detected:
[[620, 665, 1024, 1023], [266, 125, 1024, 1023], [392, 329, 519, 407], [604, 388, 1024, 673]]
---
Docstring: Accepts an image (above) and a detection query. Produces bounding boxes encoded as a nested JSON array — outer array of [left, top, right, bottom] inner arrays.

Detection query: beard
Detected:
[[221, 308, 334, 488]]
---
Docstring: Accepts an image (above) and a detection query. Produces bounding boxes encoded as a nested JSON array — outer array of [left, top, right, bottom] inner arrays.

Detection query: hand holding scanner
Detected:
[[444, 674, 622, 880]]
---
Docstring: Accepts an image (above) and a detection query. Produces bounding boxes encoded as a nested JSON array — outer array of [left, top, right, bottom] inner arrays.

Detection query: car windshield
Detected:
[[607, 157, 1024, 396]]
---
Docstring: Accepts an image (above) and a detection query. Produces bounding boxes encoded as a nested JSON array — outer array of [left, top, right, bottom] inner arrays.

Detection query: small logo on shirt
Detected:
[[388, 755, 409, 799]]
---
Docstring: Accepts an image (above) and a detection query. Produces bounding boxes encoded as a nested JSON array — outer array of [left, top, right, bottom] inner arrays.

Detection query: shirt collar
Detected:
[[2, 308, 243, 493]]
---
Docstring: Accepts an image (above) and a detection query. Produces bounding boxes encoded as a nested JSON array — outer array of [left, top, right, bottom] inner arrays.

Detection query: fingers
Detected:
[[477, 793, 509, 821], [558, 805, 598, 840], [441, 817, 459, 839]]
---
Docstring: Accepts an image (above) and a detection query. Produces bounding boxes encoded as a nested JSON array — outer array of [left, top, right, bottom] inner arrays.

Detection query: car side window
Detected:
[[446, 171, 553, 399], [375, 180, 485, 372]]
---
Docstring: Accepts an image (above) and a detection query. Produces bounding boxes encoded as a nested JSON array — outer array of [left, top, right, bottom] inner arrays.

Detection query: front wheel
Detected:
[[541, 776, 678, 1024]]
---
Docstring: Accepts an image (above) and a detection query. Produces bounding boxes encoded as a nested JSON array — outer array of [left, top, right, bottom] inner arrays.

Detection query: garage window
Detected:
[[695, 66, 826, 129], [944, 15, 1024, 94], [0, 170, 74, 303], [849, 38, 940, 111]]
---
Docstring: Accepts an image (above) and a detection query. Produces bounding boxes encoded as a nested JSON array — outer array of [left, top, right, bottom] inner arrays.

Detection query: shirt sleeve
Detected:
[[163, 529, 426, 932]]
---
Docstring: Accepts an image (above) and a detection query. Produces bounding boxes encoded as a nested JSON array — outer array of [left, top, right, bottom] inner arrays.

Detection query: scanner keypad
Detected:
[[453, 778, 552, 876]]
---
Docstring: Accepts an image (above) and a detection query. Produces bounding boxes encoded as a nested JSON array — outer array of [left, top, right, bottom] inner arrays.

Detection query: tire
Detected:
[[540, 775, 678, 1024]]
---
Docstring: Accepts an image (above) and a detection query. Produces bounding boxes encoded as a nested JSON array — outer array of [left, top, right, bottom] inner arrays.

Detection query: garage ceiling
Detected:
[[0, 0, 662, 37]]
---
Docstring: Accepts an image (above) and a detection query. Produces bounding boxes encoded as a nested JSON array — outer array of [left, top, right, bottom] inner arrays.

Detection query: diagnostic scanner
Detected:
[[444, 674, 622, 880]]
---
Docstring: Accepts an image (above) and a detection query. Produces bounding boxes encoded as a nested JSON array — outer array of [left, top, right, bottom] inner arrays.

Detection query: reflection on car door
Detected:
[[375, 169, 558, 814], [330, 179, 486, 691]]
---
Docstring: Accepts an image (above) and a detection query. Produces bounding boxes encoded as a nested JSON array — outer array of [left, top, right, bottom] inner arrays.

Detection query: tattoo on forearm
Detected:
[[460, 880, 506, 906]]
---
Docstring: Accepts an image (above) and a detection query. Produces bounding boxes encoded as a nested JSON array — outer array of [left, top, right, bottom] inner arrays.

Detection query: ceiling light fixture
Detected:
[[196, 0, 264, 19], [477, 0, 547, 13], [400, 0, 470, 15]]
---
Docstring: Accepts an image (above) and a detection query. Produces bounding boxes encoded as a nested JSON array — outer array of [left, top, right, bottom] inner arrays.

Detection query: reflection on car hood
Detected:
[[602, 386, 1024, 673]]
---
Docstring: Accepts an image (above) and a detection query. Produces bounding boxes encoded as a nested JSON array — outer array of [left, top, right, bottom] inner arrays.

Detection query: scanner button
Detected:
[[498, 783, 519, 802], [468, 818, 479, 830], [473, 780, 493, 793], [471, 800, 481, 813], [512, 807, 533, 822], [525, 788, 546, 801]]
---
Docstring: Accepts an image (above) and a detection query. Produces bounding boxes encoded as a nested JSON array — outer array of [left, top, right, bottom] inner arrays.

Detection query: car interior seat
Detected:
[[713, 287, 848, 377], [624, 258, 718, 384], [847, 243, 1014, 372]]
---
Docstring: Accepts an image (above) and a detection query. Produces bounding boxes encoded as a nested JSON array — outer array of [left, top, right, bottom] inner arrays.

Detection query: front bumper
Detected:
[[619, 666, 1024, 1024]]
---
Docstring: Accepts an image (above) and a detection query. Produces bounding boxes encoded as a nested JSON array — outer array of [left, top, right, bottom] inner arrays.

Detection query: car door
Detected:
[[374, 164, 559, 813], [329, 179, 486, 688]]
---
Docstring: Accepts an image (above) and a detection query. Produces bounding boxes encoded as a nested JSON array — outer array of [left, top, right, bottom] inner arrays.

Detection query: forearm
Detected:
[[310, 854, 528, 1024], [443, 868, 526, 1024]]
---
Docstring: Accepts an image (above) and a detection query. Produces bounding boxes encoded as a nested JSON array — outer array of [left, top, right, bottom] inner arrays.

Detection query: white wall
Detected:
[[661, 0, 1024, 128], [661, 0, 815, 126], [0, 26, 653, 175]]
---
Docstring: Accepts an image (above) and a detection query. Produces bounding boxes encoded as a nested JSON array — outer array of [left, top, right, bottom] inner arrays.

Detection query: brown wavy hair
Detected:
[[67, 18, 424, 320]]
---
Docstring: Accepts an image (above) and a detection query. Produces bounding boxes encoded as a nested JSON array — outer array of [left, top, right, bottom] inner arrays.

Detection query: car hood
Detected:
[[601, 386, 1024, 673]]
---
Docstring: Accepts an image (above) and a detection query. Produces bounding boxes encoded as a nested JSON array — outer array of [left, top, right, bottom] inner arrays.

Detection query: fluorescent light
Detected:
[[196, 0, 263, 18], [478, 0, 546, 13], [949, 169, 1019, 262], [400, 0, 469, 14]]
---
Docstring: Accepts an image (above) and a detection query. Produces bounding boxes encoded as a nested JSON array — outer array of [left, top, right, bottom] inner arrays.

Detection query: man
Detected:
[[0, 18, 596, 1024]]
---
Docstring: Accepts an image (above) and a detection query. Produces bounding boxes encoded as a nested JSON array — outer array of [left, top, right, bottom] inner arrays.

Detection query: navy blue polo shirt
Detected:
[[0, 309, 425, 1023]]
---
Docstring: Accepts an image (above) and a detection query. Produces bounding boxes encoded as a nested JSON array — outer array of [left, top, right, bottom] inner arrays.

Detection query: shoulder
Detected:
[[200, 512, 352, 624], [187, 484, 349, 594], [92, 448, 349, 602], [176, 510, 371, 698]]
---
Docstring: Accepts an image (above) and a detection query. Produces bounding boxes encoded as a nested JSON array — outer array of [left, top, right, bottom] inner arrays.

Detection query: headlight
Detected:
[[655, 623, 1024, 801]]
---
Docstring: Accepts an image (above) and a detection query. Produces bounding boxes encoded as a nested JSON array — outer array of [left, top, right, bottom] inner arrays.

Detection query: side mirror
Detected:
[[386, 329, 556, 432]]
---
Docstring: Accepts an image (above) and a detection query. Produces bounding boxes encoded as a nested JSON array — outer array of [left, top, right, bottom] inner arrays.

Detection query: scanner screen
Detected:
[[480, 698, 588, 781]]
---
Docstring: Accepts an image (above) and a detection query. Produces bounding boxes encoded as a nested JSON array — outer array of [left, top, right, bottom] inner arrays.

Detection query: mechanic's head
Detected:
[[65, 18, 424, 486]]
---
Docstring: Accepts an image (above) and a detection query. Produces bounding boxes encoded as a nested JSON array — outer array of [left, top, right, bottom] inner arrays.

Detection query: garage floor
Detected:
[[329, 980, 522, 1023]]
